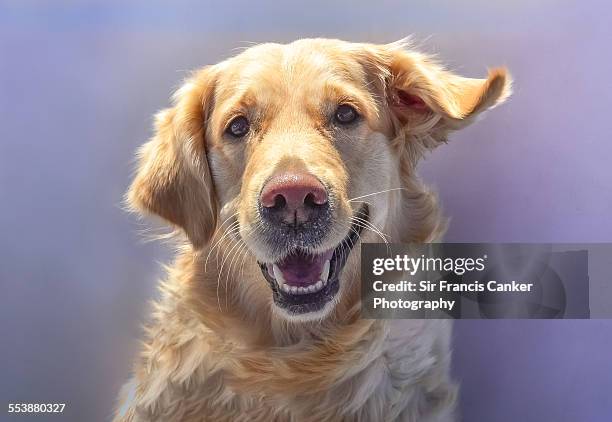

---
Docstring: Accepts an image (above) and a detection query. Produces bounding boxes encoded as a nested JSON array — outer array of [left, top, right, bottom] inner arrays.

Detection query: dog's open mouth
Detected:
[[259, 205, 368, 315]]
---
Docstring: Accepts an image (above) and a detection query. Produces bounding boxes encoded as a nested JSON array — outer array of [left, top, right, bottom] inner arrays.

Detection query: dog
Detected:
[[114, 38, 511, 421]]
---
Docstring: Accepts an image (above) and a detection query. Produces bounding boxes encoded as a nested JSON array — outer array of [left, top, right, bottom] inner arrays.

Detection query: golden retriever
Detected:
[[115, 38, 511, 421]]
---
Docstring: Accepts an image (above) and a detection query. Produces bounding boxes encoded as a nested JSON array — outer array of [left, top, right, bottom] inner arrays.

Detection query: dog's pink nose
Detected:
[[260, 172, 328, 224], [261, 172, 327, 209]]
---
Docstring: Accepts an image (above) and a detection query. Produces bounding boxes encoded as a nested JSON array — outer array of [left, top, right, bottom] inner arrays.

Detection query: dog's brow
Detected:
[[322, 80, 375, 115]]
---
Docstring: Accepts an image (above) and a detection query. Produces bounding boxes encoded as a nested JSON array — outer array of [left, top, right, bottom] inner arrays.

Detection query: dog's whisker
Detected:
[[351, 216, 390, 242], [348, 187, 409, 202], [238, 243, 251, 279], [225, 240, 248, 308], [217, 211, 240, 233], [348, 226, 361, 250], [225, 239, 247, 296], [210, 211, 240, 239], [207, 226, 241, 276], [202, 211, 239, 254], [351, 214, 387, 236], [207, 219, 239, 252], [207, 224, 239, 284], [225, 239, 245, 286], [205, 221, 241, 272], [350, 199, 373, 207], [351, 216, 391, 255], [355, 218, 392, 254], [216, 236, 244, 311]]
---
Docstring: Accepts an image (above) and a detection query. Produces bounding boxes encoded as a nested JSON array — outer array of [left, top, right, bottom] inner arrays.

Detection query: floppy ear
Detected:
[[359, 41, 512, 151], [127, 68, 218, 248]]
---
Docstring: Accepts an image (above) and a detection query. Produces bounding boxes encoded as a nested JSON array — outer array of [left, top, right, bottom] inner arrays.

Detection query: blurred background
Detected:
[[1, 1, 611, 421]]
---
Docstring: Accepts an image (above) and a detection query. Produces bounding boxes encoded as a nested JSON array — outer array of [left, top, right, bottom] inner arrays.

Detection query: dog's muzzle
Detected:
[[258, 205, 368, 315]]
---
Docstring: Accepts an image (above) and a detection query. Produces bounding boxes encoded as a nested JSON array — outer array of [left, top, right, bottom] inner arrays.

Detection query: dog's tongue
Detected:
[[272, 250, 333, 286]]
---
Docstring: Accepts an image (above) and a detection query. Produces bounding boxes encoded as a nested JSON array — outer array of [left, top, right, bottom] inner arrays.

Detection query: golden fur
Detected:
[[115, 38, 511, 421]]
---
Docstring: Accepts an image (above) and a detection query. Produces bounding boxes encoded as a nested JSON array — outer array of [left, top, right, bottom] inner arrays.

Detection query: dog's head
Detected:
[[128, 39, 511, 322]]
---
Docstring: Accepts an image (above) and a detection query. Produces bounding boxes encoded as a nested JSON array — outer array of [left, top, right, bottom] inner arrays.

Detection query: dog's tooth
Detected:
[[290, 285, 298, 294], [306, 285, 315, 293], [272, 264, 285, 286], [315, 280, 323, 291], [320, 260, 330, 283], [282, 284, 291, 293]]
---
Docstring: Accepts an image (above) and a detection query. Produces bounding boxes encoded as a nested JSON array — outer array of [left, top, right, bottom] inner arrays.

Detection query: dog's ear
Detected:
[[358, 41, 512, 149], [127, 68, 218, 248]]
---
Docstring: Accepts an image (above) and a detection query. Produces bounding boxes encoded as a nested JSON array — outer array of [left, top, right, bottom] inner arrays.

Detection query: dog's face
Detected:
[[128, 39, 510, 322]]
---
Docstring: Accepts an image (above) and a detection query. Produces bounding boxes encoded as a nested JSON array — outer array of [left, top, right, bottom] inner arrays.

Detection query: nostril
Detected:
[[308, 188, 328, 206], [304, 192, 315, 207], [273, 194, 287, 209], [304, 192, 326, 208]]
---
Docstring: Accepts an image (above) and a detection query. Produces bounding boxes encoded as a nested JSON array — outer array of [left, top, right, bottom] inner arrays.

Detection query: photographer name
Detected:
[[373, 280, 534, 293]]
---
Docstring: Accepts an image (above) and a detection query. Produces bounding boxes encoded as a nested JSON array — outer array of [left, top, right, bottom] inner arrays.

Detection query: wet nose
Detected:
[[260, 172, 328, 225]]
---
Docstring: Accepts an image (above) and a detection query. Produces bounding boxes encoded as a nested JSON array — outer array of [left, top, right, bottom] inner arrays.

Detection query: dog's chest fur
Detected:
[[115, 281, 456, 422]]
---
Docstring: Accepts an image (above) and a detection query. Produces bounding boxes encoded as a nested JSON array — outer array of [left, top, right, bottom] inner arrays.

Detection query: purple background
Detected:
[[1, 1, 611, 421]]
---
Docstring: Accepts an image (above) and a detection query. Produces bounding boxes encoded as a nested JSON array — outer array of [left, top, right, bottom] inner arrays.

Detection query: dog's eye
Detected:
[[225, 116, 250, 138], [334, 104, 358, 125]]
